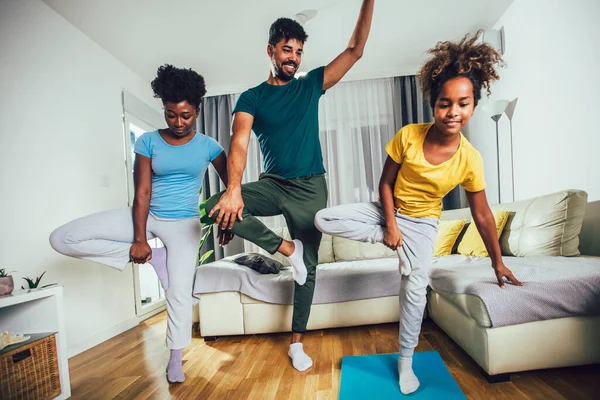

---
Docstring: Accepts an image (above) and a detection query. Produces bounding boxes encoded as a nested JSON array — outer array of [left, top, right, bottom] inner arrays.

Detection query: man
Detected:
[[207, 0, 374, 371]]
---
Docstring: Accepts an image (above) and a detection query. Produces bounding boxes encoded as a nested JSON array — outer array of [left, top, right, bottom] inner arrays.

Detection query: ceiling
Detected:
[[43, 0, 514, 96]]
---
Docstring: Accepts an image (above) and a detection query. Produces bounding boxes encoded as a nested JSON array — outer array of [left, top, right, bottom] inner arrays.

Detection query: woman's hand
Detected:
[[130, 241, 152, 264], [218, 227, 235, 246]]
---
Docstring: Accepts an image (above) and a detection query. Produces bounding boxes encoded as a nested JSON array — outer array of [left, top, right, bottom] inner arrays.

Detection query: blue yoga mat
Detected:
[[339, 351, 466, 399]]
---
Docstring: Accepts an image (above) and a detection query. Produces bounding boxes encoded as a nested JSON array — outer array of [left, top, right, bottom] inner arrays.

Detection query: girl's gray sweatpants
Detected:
[[314, 202, 438, 357]]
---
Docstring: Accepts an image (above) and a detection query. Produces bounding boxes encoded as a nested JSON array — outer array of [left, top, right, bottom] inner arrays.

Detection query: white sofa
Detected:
[[428, 190, 600, 380], [194, 189, 600, 380]]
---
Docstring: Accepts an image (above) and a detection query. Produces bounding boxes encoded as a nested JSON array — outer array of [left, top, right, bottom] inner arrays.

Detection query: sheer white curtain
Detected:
[[319, 77, 397, 206], [239, 77, 397, 250]]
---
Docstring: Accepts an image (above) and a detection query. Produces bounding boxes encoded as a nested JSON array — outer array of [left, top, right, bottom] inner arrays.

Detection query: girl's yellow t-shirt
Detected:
[[386, 123, 486, 219]]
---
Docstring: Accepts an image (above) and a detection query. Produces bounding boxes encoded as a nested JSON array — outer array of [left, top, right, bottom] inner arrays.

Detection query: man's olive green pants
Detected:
[[206, 173, 328, 333]]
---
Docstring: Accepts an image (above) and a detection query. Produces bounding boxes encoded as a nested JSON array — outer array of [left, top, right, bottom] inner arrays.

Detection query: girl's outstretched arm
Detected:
[[466, 190, 523, 288]]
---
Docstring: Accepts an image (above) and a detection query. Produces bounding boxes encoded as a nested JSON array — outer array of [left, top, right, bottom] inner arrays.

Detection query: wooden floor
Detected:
[[69, 312, 600, 399]]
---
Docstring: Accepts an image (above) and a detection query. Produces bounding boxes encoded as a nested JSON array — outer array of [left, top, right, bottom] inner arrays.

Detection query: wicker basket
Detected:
[[0, 334, 61, 400]]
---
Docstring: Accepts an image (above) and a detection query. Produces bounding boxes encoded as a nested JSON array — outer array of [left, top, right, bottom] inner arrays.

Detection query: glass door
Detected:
[[121, 92, 166, 318]]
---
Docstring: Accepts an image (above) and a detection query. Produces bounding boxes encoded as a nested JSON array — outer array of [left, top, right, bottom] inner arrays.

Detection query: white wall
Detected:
[[468, 0, 600, 204], [0, 0, 162, 356]]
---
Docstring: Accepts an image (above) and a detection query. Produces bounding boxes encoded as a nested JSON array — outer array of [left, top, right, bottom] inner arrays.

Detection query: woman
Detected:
[[50, 64, 229, 383]]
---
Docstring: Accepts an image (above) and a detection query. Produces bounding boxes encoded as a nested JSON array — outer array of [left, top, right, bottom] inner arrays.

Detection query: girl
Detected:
[[50, 64, 230, 383], [315, 31, 522, 394]]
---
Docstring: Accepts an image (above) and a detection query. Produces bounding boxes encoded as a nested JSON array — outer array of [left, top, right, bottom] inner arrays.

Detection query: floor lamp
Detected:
[[504, 98, 518, 202], [481, 100, 510, 204]]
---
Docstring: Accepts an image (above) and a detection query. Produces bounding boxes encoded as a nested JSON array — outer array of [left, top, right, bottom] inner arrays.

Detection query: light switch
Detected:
[[100, 174, 110, 188]]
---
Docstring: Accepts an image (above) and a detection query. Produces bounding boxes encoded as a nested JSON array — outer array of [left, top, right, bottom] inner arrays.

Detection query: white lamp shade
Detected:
[[481, 99, 510, 121], [505, 97, 518, 120]]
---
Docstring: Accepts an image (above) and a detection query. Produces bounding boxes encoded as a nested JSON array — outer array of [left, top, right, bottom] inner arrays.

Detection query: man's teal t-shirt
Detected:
[[233, 66, 326, 179]]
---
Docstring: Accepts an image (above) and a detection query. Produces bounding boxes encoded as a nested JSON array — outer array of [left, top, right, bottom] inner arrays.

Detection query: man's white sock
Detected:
[[288, 343, 313, 372]]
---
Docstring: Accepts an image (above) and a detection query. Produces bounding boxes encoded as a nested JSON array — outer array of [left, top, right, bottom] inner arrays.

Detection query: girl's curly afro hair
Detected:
[[419, 30, 505, 108]]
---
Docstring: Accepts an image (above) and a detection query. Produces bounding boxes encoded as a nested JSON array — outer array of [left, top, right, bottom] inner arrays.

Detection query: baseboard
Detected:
[[67, 316, 139, 358], [137, 304, 166, 324]]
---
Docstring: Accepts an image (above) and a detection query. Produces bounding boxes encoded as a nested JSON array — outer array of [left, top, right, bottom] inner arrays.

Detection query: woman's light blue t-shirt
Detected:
[[134, 130, 223, 219]]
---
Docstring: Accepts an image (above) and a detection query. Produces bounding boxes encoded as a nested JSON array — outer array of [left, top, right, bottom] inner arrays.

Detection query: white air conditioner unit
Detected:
[[479, 27, 505, 55]]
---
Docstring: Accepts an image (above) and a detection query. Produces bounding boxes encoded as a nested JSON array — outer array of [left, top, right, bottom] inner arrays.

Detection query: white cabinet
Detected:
[[0, 286, 71, 399]]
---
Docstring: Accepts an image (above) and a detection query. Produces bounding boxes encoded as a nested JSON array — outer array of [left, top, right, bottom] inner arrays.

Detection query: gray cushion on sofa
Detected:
[[234, 253, 287, 274]]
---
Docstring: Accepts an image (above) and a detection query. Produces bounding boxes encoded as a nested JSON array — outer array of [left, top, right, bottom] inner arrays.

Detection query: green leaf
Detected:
[[199, 224, 213, 251], [199, 199, 213, 225], [22, 277, 35, 288], [41, 283, 57, 289], [34, 271, 46, 288], [199, 250, 214, 265]]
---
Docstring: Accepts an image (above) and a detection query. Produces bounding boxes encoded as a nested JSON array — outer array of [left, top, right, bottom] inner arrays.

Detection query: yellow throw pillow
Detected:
[[434, 220, 466, 257], [457, 211, 510, 257]]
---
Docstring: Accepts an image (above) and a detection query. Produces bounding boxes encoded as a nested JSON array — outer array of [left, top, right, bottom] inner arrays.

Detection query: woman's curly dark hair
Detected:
[[419, 30, 504, 109], [151, 64, 206, 108], [269, 18, 308, 46]]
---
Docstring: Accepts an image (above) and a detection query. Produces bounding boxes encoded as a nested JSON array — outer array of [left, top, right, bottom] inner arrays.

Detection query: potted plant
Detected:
[[0, 269, 15, 296], [21, 271, 56, 291]]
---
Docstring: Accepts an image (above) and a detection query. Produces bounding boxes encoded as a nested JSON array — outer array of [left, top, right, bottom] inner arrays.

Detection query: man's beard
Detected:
[[273, 60, 297, 81]]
